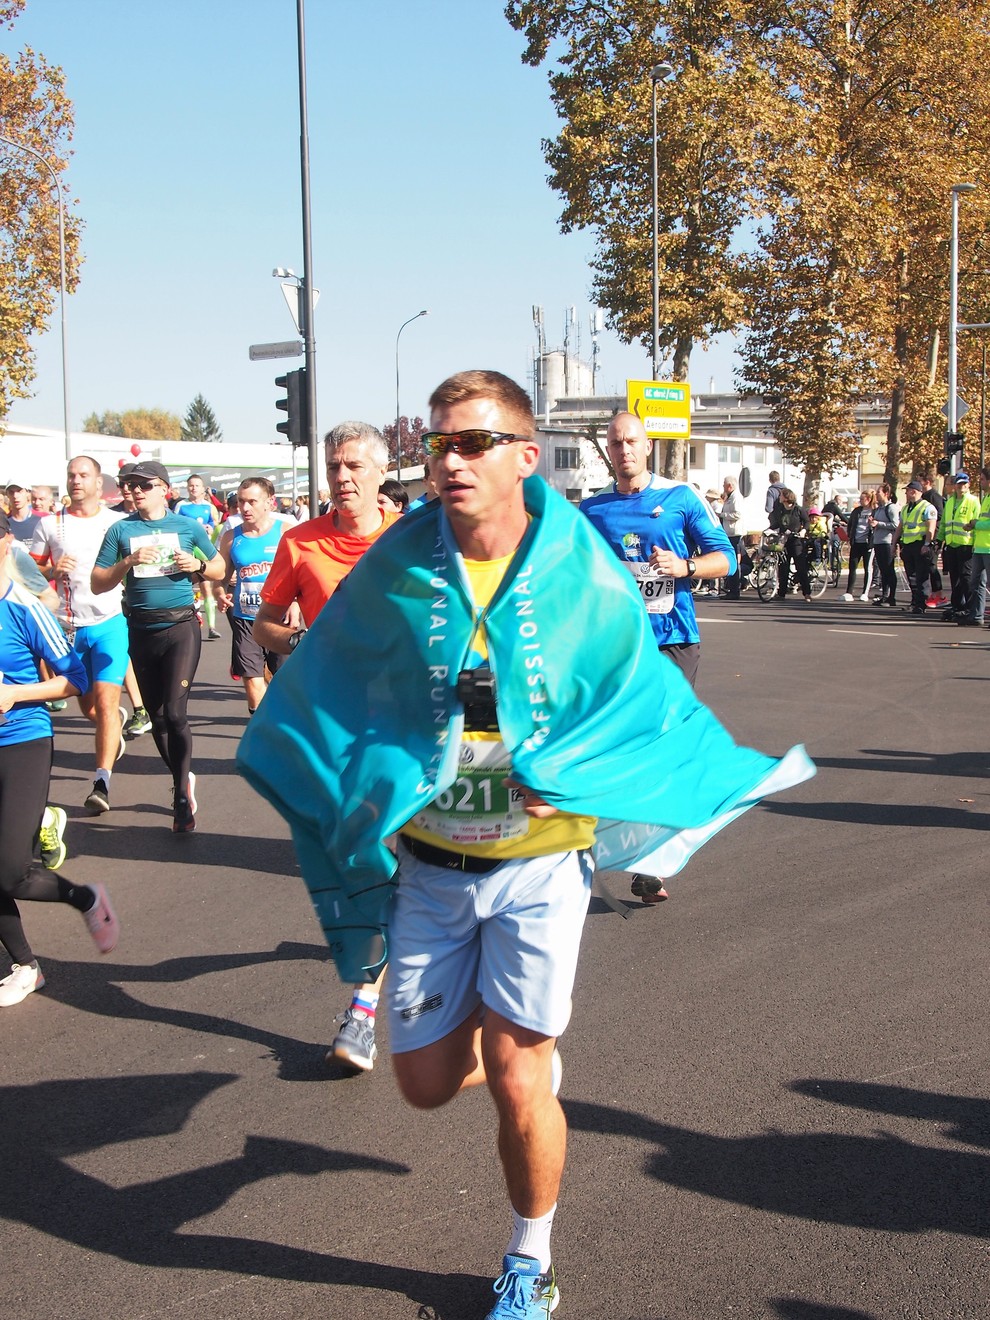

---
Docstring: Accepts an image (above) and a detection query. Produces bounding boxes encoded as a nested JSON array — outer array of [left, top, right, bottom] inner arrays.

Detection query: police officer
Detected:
[[963, 465, 990, 627], [895, 481, 939, 615], [937, 471, 981, 622]]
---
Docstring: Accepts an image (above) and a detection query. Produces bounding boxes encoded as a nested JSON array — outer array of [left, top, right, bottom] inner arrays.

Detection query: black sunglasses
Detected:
[[121, 479, 159, 492], [421, 430, 531, 457]]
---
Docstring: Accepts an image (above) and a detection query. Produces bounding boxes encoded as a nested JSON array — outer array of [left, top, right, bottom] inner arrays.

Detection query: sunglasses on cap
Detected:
[[121, 479, 160, 492], [421, 430, 532, 458]]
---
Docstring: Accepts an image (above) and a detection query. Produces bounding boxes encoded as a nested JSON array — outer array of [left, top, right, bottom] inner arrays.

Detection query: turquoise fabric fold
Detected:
[[237, 477, 814, 982]]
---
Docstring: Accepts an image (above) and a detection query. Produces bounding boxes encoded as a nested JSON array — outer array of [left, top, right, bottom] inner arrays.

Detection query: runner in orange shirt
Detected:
[[252, 419, 398, 1074]]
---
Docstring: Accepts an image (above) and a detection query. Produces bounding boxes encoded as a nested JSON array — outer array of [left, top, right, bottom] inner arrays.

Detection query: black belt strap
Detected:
[[399, 833, 502, 874]]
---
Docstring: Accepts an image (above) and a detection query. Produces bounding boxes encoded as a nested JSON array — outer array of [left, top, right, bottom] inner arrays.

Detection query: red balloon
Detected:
[[118, 458, 127, 469], [130, 443, 142, 457]]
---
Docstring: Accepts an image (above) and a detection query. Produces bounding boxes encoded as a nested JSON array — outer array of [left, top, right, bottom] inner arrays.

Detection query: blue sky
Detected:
[[4, 0, 735, 445]]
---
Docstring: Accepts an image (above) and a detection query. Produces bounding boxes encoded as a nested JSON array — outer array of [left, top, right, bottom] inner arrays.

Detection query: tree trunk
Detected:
[[801, 467, 823, 509]]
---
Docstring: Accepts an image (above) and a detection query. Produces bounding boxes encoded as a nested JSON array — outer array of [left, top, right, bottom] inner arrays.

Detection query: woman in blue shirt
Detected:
[[0, 509, 120, 1008]]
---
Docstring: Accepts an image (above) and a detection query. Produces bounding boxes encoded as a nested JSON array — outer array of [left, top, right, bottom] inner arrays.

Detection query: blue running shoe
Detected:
[[485, 1253, 559, 1318]]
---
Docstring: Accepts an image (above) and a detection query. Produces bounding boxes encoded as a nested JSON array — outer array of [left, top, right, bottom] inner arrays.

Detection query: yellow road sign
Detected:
[[626, 380, 691, 438]]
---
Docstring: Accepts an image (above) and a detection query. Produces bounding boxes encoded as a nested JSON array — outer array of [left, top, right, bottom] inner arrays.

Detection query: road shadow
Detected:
[[0, 1071, 488, 1316], [51, 820, 299, 874], [771, 1303, 879, 1320], [812, 748, 990, 779], [791, 1078, 990, 1150], [34, 944, 358, 1083], [563, 1097, 990, 1237], [761, 800, 987, 829]]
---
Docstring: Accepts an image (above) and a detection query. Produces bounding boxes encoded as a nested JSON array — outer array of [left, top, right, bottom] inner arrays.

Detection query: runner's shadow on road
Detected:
[[35, 947, 357, 1083], [771, 1303, 879, 1320], [58, 823, 300, 875], [0, 1071, 486, 1317], [791, 1078, 990, 1150], [812, 748, 990, 778], [761, 800, 988, 829], [563, 1096, 990, 1236]]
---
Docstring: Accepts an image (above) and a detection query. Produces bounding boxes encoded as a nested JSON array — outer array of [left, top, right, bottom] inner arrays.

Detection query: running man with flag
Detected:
[[238, 370, 814, 1320]]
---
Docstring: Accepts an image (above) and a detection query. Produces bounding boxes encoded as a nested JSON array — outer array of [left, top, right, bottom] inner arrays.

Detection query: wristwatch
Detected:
[[684, 557, 697, 578], [287, 628, 308, 652]]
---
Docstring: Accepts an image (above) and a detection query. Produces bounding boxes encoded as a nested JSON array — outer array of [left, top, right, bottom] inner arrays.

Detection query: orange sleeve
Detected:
[[260, 530, 299, 610]]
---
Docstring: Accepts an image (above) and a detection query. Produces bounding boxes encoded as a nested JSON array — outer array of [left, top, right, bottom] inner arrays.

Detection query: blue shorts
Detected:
[[387, 845, 593, 1053], [73, 614, 129, 687]]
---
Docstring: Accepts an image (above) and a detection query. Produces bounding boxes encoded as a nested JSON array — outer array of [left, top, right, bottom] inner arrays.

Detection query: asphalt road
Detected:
[[3, 593, 988, 1320]]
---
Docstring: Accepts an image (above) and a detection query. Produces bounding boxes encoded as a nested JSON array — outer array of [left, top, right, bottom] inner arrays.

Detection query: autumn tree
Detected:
[[0, 0, 83, 431], [83, 408, 182, 440], [381, 415, 426, 468], [506, 0, 772, 477], [738, 0, 990, 501], [181, 393, 223, 442]]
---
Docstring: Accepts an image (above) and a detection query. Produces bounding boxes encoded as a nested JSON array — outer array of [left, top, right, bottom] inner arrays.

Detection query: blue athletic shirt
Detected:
[[230, 520, 286, 620], [175, 500, 218, 532], [580, 476, 734, 647], [94, 511, 219, 630], [0, 581, 89, 746]]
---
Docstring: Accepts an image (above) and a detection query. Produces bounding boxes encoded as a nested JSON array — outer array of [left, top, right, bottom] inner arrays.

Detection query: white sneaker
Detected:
[[0, 962, 45, 1007], [858, 593, 870, 601], [840, 593, 854, 602]]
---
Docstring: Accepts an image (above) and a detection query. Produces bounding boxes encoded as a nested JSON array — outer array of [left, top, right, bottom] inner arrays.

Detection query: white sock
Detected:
[[507, 1203, 556, 1273], [96, 768, 111, 787]]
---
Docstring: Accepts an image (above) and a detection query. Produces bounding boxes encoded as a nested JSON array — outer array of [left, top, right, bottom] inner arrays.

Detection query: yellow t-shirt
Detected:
[[402, 552, 597, 858]]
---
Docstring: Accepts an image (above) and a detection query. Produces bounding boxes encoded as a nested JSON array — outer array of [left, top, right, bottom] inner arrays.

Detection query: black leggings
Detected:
[[846, 542, 872, 595], [128, 618, 202, 790], [872, 543, 897, 602], [0, 737, 92, 965]]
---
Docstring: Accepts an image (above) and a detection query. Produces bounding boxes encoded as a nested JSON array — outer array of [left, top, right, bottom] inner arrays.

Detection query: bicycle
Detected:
[[824, 528, 844, 587], [755, 533, 827, 601]]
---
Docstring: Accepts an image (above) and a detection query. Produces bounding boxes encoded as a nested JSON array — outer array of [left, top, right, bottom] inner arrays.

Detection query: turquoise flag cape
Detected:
[[238, 477, 814, 982]]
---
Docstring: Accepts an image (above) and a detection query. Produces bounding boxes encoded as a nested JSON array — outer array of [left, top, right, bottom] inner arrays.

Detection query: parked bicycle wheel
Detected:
[[827, 542, 842, 587], [808, 559, 828, 598], [756, 553, 781, 601]]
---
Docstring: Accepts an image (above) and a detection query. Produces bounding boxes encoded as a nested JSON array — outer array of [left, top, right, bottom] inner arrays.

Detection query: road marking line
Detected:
[[828, 628, 897, 637]]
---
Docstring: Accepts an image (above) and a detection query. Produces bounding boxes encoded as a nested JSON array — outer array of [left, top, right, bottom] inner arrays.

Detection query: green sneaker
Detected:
[[38, 805, 67, 870]]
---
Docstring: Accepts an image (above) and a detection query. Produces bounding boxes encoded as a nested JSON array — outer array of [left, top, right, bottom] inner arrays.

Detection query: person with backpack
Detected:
[[868, 482, 899, 606]]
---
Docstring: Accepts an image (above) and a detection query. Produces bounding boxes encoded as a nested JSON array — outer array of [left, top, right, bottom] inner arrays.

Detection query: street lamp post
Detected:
[[0, 134, 71, 462], [948, 182, 977, 475], [395, 310, 428, 482], [649, 62, 674, 476]]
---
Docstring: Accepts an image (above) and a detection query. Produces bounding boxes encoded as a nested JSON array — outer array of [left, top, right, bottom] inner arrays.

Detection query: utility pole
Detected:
[[295, 0, 319, 497]]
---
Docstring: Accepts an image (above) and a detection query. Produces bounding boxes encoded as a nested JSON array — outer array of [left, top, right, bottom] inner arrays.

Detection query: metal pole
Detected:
[[948, 189, 961, 450], [395, 310, 427, 483], [982, 341, 987, 471], [651, 78, 659, 385], [296, 0, 319, 502], [648, 64, 673, 478], [0, 134, 70, 461]]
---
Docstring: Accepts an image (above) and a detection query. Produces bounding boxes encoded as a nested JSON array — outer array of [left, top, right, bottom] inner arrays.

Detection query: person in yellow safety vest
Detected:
[[937, 471, 982, 623], [894, 480, 939, 615], [962, 464, 990, 628]]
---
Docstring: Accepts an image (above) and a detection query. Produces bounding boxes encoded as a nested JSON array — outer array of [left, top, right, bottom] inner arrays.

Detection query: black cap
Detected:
[[125, 460, 170, 485], [906, 480, 923, 492]]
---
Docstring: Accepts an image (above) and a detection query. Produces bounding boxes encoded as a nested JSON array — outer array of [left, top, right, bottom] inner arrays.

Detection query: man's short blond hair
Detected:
[[428, 370, 534, 436]]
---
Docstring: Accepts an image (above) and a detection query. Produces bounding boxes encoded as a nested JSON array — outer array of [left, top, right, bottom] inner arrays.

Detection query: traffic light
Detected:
[[944, 429, 964, 456], [275, 368, 306, 446]]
